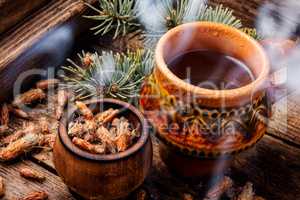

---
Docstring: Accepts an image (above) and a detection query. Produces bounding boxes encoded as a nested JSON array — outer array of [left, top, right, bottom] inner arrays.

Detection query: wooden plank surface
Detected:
[[0, 0, 97, 102], [268, 91, 300, 146], [30, 133, 300, 200], [231, 135, 300, 200], [0, 0, 96, 69], [0, 0, 48, 34], [0, 160, 75, 200]]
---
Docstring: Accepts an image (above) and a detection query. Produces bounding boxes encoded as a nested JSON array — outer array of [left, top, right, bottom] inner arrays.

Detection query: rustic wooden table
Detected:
[[0, 0, 299, 199]]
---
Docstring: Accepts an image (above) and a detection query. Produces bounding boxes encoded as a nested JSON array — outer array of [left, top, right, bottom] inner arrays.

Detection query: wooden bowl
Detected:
[[53, 98, 152, 200]]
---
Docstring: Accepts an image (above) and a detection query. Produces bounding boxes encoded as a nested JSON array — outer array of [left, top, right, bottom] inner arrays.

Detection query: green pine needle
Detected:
[[60, 50, 154, 101], [84, 0, 140, 39]]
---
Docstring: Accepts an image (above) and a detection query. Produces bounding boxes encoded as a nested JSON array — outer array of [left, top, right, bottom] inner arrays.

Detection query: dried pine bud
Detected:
[[204, 176, 233, 200], [75, 101, 93, 120], [83, 133, 96, 143], [1, 130, 25, 146], [0, 176, 5, 198], [236, 182, 255, 200], [42, 134, 56, 149], [39, 117, 50, 134], [13, 89, 46, 107], [83, 53, 93, 67], [1, 104, 9, 126], [55, 90, 69, 120], [36, 79, 59, 90], [68, 122, 85, 138], [19, 168, 46, 182], [8, 105, 30, 119], [183, 193, 194, 200], [94, 108, 119, 124], [84, 120, 97, 133], [0, 133, 43, 161], [111, 118, 120, 127], [0, 125, 9, 135], [136, 189, 147, 200], [72, 137, 105, 154], [115, 134, 130, 152], [116, 117, 130, 136], [96, 126, 116, 153], [19, 191, 48, 200]]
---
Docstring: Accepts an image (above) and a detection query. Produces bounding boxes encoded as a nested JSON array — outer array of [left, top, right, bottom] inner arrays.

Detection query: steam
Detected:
[[137, 0, 206, 47], [256, 0, 300, 91]]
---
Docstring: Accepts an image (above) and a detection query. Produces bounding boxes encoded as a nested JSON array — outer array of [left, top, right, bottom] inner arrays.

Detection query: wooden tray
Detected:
[[0, 0, 299, 199]]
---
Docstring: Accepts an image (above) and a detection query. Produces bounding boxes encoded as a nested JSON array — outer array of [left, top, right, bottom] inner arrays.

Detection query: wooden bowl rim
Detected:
[[58, 98, 149, 161]]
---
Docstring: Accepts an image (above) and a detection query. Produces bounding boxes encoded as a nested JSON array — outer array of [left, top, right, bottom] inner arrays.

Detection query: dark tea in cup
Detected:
[[168, 49, 255, 90]]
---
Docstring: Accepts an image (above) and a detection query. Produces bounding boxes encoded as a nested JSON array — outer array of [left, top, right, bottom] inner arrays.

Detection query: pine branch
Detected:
[[198, 5, 242, 29], [60, 50, 154, 101], [141, 1, 243, 48], [84, 0, 140, 39]]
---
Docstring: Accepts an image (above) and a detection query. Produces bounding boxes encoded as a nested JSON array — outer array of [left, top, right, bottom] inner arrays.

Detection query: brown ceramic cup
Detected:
[[140, 22, 281, 179], [53, 99, 152, 199]]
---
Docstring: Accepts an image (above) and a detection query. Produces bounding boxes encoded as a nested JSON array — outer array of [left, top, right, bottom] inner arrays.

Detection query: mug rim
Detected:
[[155, 22, 270, 107]]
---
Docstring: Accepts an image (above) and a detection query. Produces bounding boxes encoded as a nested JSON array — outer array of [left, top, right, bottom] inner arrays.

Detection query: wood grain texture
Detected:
[[0, 0, 96, 68], [231, 135, 300, 200], [0, 0, 48, 34], [0, 0, 97, 102], [268, 91, 300, 146], [0, 160, 75, 200]]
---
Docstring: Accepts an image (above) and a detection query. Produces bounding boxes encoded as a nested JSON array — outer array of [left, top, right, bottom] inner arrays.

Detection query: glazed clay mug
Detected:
[[140, 22, 284, 178]]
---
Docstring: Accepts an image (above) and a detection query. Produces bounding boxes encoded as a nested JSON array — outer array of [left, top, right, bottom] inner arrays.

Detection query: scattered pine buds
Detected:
[[1, 103, 9, 126], [75, 101, 93, 120], [13, 89, 46, 107], [0, 176, 5, 198], [36, 79, 59, 90], [19, 168, 46, 182], [0, 133, 43, 161], [19, 191, 48, 200]]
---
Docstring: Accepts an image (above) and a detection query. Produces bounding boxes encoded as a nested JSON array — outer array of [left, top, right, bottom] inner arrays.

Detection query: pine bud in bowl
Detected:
[[53, 99, 152, 200]]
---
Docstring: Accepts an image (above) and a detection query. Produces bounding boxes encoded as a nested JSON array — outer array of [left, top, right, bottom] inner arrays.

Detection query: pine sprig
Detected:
[[199, 5, 242, 29], [141, 1, 243, 47], [61, 50, 154, 101], [84, 0, 140, 39]]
